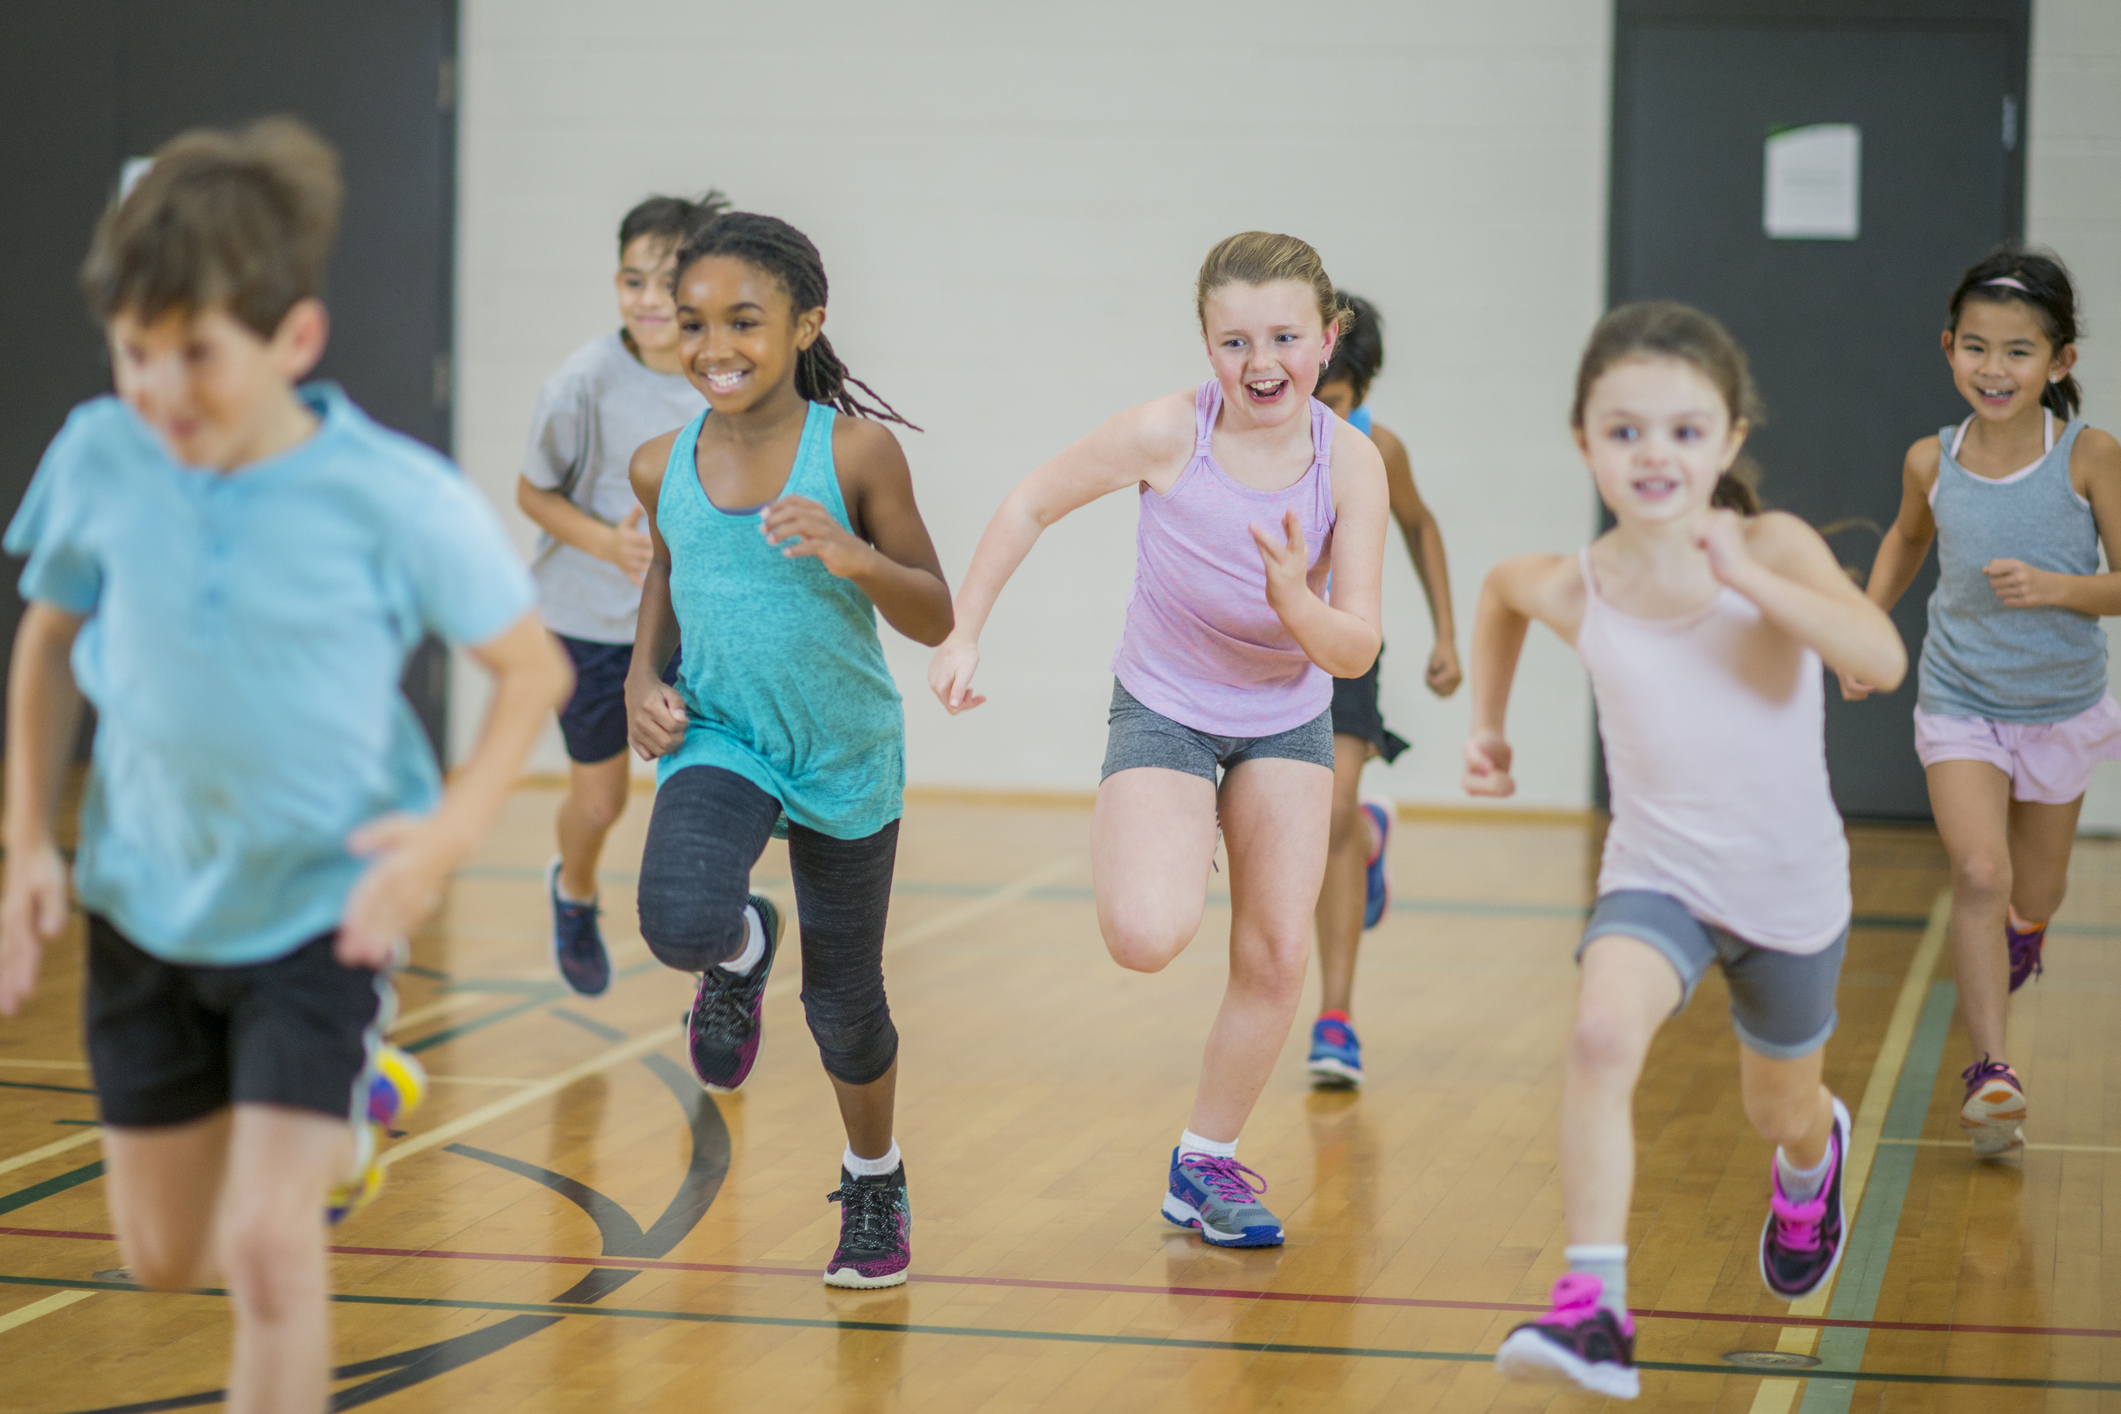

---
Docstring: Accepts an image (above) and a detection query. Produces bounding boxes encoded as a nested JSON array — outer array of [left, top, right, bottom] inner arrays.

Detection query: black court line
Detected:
[[4, 1274, 2115, 1393]]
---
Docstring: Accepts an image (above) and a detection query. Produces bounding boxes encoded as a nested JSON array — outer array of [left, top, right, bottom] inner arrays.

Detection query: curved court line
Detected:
[[3, 1274, 2115, 1393]]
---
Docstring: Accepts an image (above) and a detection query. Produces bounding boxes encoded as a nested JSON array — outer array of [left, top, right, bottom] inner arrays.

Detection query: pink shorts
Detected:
[[1913, 696, 2121, 804]]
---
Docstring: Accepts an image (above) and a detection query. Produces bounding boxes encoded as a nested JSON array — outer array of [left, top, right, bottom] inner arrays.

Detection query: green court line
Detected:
[[0, 1162, 103, 1217], [1798, 980, 1960, 1414], [2, 1273, 2116, 1390]]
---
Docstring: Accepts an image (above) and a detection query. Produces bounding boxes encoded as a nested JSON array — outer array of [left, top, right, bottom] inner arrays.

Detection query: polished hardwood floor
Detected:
[[3, 787, 2118, 1411]]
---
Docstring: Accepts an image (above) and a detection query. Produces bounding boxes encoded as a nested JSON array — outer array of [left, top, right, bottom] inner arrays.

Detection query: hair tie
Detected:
[[1982, 275, 2032, 293]]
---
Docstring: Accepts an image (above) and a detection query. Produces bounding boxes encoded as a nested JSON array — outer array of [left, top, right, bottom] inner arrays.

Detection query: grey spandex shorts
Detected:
[[1100, 679, 1335, 783], [1577, 889, 1846, 1059]]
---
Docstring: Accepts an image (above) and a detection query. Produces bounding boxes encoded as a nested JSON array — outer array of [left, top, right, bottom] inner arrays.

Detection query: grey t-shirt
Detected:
[[522, 331, 704, 643]]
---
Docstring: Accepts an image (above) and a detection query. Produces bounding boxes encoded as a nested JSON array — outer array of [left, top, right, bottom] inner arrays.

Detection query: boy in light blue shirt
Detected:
[[0, 118, 571, 1413]]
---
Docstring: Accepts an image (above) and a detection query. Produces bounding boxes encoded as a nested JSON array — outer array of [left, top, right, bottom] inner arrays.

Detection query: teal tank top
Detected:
[[655, 402, 904, 837]]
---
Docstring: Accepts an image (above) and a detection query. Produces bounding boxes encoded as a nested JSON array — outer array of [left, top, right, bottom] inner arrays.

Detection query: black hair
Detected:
[[617, 190, 730, 257], [1574, 301, 1765, 515], [1947, 245, 2083, 421], [1320, 291, 1384, 404], [672, 212, 918, 429]]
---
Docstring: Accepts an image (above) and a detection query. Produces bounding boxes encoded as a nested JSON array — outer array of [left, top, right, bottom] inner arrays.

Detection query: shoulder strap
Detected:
[[1194, 380, 1219, 451], [1310, 398, 1334, 469]]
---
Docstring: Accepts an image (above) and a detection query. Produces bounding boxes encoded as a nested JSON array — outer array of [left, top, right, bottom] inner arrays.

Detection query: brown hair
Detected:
[[1195, 231, 1348, 338], [80, 116, 343, 338], [1571, 300, 1764, 514]]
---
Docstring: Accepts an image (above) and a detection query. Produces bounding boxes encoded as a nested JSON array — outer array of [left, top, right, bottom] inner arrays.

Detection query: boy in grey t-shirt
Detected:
[[516, 191, 725, 994]]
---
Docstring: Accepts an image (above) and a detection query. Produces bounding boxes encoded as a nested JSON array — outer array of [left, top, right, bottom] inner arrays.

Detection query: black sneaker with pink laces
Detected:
[[1494, 1272, 1638, 1399]]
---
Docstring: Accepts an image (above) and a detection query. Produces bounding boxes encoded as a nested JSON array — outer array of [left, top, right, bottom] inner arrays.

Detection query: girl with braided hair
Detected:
[[623, 212, 952, 1288]]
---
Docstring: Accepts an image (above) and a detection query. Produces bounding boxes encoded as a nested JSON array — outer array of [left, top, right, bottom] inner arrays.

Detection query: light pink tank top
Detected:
[[1111, 380, 1336, 737], [1577, 549, 1850, 953]]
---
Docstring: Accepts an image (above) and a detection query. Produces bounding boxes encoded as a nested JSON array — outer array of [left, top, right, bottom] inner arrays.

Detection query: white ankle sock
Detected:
[[1178, 1129, 1237, 1161], [1565, 1244, 1628, 1314], [720, 905, 766, 975], [1776, 1145, 1834, 1204], [844, 1141, 901, 1177], [553, 868, 594, 906]]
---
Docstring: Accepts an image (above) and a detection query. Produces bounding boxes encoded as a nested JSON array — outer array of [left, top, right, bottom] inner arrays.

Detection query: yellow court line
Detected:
[[0, 1059, 89, 1071], [422, 1075, 539, 1088], [0, 1289, 95, 1335], [384, 857, 1081, 1170], [0, 1127, 102, 1179], [1747, 888, 1951, 1414]]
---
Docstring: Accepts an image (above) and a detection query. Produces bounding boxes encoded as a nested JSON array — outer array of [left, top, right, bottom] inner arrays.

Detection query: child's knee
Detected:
[[1952, 847, 2011, 902], [1567, 1006, 1653, 1078], [1326, 794, 1366, 855], [216, 1210, 318, 1322], [808, 997, 898, 1086], [637, 885, 746, 971], [125, 1235, 209, 1293], [1100, 904, 1199, 973]]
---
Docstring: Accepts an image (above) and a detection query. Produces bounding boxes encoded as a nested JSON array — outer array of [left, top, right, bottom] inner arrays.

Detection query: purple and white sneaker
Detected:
[[684, 894, 781, 1092], [1160, 1149, 1284, 1247], [1495, 1272, 1638, 1398], [823, 1164, 911, 1288], [2007, 917, 2047, 992], [1760, 1096, 1851, 1299]]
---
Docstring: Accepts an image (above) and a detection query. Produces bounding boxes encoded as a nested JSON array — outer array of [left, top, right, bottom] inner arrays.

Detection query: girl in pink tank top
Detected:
[[928, 233, 1388, 1248], [1465, 305, 1907, 1399]]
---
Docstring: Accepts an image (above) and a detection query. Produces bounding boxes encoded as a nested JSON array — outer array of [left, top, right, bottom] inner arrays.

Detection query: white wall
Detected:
[[453, 0, 2121, 817], [452, 0, 1609, 808], [2031, 0, 2121, 828]]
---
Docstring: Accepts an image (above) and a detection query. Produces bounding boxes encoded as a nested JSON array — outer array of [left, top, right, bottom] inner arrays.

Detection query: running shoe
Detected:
[[1160, 1148, 1284, 1247], [684, 894, 781, 1092], [547, 857, 611, 998], [1360, 795, 1394, 930], [823, 1164, 912, 1288], [1494, 1272, 1639, 1399], [1306, 1014, 1364, 1088], [1759, 1095, 1851, 1299], [327, 1042, 427, 1225], [2007, 917, 2047, 992], [1960, 1055, 2026, 1158]]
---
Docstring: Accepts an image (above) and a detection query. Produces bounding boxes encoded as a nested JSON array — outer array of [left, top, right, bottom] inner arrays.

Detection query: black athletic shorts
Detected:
[[1329, 642, 1408, 763], [555, 634, 681, 764], [85, 915, 390, 1128]]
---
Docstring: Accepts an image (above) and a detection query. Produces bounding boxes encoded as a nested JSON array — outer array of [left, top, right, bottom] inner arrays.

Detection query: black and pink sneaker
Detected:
[[684, 894, 781, 1092], [823, 1164, 911, 1288], [2007, 918, 2047, 992], [1760, 1096, 1850, 1299], [1494, 1273, 1638, 1399]]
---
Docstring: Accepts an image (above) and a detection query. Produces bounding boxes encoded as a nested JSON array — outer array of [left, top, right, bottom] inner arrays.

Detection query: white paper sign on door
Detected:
[[1763, 124, 1860, 240]]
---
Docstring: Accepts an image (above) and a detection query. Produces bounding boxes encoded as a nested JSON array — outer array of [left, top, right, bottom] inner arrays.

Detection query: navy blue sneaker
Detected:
[[1360, 796, 1393, 929], [547, 857, 610, 998], [1160, 1148, 1284, 1247], [1307, 1013, 1363, 1088], [685, 894, 782, 1092]]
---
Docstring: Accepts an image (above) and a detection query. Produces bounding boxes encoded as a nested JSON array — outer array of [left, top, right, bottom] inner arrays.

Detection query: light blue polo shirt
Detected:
[[5, 385, 535, 966]]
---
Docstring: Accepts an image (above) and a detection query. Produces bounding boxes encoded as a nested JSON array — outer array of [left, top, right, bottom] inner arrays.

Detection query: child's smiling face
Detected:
[[1945, 297, 2073, 423], [1200, 280, 1335, 428], [615, 235, 680, 358], [1576, 355, 1746, 529], [674, 255, 823, 415]]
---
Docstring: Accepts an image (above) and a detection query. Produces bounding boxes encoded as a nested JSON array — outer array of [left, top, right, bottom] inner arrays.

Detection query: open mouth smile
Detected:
[[1244, 378, 1289, 403], [705, 369, 749, 395]]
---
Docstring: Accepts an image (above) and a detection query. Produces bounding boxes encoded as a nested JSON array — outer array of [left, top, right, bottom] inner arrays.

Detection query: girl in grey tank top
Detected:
[[1845, 249, 2121, 1161]]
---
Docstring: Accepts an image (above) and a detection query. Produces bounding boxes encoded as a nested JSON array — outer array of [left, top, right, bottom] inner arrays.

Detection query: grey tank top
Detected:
[[1919, 417, 2106, 723]]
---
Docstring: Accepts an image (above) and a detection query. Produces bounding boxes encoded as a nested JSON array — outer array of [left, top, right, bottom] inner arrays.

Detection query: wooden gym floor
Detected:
[[5, 786, 2121, 1411]]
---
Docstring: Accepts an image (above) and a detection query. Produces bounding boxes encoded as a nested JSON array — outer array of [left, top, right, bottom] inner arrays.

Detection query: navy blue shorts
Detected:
[[556, 634, 679, 764]]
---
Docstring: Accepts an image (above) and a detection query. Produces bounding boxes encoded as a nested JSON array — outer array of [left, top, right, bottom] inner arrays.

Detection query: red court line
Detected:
[[4, 1223, 2103, 1341]]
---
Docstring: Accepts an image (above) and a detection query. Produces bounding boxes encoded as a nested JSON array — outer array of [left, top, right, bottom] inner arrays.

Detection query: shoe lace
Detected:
[[1543, 1272, 1604, 1325], [1768, 1191, 1826, 1253], [1961, 1054, 2016, 1089], [1182, 1155, 1268, 1206], [692, 972, 756, 1034], [827, 1177, 900, 1245]]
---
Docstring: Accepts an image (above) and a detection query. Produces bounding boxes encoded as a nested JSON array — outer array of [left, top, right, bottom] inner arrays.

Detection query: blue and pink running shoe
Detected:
[[1495, 1272, 1638, 1398], [1160, 1149, 1284, 1247], [1760, 1096, 1850, 1298], [2007, 917, 2046, 992], [824, 1163, 912, 1288], [1359, 795, 1394, 929], [1306, 1013, 1363, 1088]]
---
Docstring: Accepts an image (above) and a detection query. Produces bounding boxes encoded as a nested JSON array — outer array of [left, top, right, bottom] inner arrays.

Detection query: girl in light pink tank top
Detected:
[[928, 233, 1389, 1249], [1466, 304, 1908, 1397]]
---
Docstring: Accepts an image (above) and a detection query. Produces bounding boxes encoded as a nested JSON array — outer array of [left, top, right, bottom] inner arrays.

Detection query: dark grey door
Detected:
[[1609, 0, 2029, 820], [0, 0, 457, 757]]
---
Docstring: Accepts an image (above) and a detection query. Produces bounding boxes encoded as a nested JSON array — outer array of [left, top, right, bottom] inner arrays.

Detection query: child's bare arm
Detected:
[[516, 477, 652, 585], [625, 430, 688, 760], [1373, 423, 1460, 695], [1, 604, 87, 1014], [1706, 511, 1908, 690], [1463, 554, 1577, 798], [1986, 428, 2121, 615]]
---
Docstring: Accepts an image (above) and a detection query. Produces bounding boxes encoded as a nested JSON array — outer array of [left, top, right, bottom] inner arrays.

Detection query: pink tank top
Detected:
[[1576, 549, 1850, 953], [1111, 380, 1336, 736]]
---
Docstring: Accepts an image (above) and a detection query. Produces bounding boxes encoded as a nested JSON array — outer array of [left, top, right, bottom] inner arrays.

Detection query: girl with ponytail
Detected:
[[1842, 245, 2121, 1161], [622, 212, 953, 1290]]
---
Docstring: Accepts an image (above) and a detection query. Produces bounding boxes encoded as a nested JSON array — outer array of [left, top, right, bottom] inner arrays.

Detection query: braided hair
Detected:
[[1948, 245, 2083, 421], [672, 212, 919, 430]]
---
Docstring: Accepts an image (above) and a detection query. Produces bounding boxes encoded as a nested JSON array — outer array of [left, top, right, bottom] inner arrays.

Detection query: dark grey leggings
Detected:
[[637, 766, 900, 1086]]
